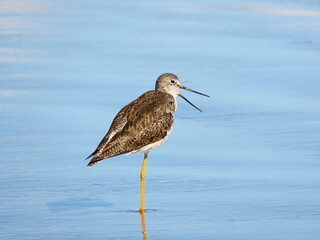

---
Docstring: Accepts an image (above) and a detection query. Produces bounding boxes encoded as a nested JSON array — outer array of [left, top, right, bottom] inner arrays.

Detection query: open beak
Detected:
[[178, 85, 210, 112]]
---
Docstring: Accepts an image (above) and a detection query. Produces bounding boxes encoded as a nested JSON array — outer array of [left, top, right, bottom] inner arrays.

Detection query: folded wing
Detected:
[[87, 90, 175, 167]]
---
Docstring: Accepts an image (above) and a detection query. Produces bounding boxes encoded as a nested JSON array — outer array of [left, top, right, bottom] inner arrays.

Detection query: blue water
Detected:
[[1, 1, 320, 239]]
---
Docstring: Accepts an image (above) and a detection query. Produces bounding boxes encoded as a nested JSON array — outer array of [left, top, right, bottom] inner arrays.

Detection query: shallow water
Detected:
[[1, 0, 320, 239]]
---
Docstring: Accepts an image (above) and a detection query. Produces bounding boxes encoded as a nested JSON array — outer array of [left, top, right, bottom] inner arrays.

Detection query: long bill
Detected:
[[180, 85, 210, 98], [178, 85, 210, 112]]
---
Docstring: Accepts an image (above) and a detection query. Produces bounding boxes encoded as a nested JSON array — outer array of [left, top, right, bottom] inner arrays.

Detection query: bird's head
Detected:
[[155, 73, 210, 112]]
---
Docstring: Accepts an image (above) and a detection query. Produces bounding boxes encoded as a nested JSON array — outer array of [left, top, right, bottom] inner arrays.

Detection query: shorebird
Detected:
[[86, 73, 209, 212]]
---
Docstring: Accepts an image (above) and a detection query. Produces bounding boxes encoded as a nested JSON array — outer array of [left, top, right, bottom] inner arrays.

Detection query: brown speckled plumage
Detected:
[[86, 73, 209, 167], [87, 90, 175, 166]]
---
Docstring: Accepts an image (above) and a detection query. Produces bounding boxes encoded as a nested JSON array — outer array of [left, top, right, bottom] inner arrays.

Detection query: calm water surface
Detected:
[[1, 1, 320, 239]]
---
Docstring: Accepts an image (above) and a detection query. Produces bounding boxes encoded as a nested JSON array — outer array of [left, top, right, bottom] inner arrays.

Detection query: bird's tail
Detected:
[[85, 149, 99, 160], [87, 156, 103, 167], [86, 149, 103, 167]]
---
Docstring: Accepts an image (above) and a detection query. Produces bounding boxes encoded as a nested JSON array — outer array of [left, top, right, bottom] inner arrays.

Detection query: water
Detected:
[[1, 0, 320, 239]]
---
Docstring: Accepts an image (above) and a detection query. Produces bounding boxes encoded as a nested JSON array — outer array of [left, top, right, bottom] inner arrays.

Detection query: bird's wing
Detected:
[[85, 96, 135, 160], [87, 91, 175, 166]]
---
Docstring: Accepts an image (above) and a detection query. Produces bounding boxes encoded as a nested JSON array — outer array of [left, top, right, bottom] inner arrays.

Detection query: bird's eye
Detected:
[[171, 80, 175, 84]]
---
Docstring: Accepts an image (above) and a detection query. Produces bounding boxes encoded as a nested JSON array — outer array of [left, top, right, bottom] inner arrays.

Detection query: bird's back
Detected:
[[87, 90, 175, 166]]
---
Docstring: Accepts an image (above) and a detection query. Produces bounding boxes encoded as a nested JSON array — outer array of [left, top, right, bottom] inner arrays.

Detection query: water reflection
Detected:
[[140, 211, 148, 240]]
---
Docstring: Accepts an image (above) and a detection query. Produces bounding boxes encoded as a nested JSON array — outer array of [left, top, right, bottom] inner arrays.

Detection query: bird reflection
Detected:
[[140, 211, 148, 240]]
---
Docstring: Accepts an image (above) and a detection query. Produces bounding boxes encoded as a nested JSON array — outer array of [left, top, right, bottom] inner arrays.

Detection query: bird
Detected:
[[86, 73, 209, 212]]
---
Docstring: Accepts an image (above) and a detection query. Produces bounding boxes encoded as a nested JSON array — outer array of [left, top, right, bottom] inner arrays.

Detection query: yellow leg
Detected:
[[139, 153, 148, 213]]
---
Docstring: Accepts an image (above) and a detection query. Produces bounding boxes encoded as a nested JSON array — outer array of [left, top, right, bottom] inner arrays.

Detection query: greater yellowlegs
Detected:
[[86, 73, 209, 212]]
